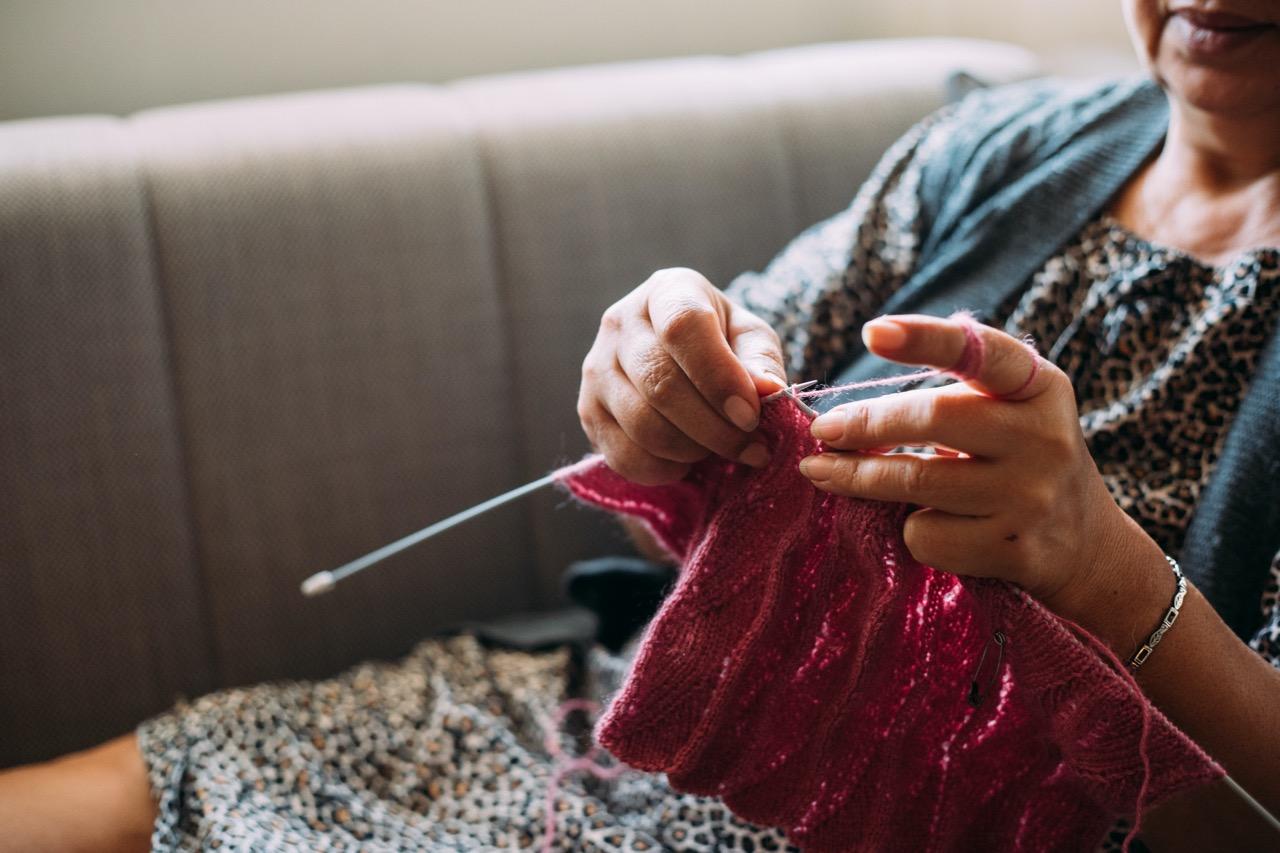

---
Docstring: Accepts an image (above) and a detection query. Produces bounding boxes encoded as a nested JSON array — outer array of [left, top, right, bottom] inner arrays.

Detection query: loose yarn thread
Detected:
[[540, 699, 626, 853]]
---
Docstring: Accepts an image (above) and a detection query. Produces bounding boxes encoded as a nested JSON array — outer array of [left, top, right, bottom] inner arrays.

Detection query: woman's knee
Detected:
[[0, 732, 156, 853]]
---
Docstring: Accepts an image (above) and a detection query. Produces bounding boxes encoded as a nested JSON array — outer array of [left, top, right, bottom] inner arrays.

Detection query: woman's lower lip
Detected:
[[1169, 13, 1275, 58]]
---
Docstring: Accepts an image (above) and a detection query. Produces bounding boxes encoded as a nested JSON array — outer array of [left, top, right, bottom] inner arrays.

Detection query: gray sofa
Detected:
[[0, 38, 1038, 767]]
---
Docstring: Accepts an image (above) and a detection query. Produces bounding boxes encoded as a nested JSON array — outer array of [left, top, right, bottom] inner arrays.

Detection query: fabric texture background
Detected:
[[0, 118, 211, 765]]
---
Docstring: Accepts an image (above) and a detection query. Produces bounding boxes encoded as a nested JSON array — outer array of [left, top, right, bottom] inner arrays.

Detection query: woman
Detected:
[[2, 2, 1277, 850]]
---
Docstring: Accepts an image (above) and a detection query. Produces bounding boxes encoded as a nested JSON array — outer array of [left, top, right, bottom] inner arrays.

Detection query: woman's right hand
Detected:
[[578, 267, 788, 485]]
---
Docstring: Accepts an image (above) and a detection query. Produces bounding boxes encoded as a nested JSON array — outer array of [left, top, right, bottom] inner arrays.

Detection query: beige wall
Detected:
[[0, 0, 1137, 121]]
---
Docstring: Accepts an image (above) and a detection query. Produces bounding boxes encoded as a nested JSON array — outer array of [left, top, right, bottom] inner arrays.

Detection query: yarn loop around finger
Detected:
[[947, 311, 1044, 401]]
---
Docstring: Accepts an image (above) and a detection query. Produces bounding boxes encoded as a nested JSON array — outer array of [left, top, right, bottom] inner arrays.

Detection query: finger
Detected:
[[615, 332, 766, 466], [861, 313, 1054, 402], [902, 507, 1020, 578], [598, 360, 716, 464], [810, 383, 1012, 458], [727, 307, 787, 395], [798, 451, 999, 516], [579, 399, 692, 486], [645, 270, 766, 431]]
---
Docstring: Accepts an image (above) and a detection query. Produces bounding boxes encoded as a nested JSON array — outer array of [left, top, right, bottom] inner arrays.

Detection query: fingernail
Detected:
[[757, 370, 787, 390], [810, 412, 845, 442], [725, 395, 758, 432], [862, 319, 907, 350], [739, 443, 769, 467], [799, 454, 834, 481]]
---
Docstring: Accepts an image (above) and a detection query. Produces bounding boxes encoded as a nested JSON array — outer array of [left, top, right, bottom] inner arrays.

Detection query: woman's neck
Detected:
[[1111, 95, 1280, 265], [1165, 100, 1280, 188]]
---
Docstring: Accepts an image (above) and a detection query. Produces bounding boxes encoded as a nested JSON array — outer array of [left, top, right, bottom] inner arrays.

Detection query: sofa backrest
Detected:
[[0, 38, 1038, 766]]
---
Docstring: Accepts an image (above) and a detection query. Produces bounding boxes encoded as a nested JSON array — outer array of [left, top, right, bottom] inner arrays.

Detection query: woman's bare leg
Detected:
[[0, 733, 156, 853]]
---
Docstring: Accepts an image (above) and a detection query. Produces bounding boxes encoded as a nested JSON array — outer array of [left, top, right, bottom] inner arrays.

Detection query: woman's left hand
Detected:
[[798, 313, 1141, 612]]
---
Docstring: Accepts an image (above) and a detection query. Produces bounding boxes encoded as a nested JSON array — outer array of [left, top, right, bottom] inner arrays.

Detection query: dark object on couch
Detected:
[[565, 557, 676, 652]]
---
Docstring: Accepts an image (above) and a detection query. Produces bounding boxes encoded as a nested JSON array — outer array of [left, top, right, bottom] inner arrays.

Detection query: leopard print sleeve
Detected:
[[722, 101, 962, 382], [1248, 549, 1280, 669]]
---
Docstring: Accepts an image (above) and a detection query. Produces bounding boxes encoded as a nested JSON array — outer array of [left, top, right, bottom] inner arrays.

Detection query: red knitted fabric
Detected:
[[557, 396, 1222, 852]]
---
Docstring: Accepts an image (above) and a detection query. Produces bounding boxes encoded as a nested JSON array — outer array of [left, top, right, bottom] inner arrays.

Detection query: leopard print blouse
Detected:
[[137, 101, 1278, 852]]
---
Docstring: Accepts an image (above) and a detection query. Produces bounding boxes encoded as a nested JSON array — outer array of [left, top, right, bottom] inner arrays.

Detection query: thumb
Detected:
[[728, 314, 787, 397]]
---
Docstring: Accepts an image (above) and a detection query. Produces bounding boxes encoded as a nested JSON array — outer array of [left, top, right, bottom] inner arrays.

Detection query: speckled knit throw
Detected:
[[556, 396, 1223, 852]]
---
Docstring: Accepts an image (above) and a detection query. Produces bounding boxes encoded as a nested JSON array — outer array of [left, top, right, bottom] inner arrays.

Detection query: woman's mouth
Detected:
[[1168, 7, 1277, 58]]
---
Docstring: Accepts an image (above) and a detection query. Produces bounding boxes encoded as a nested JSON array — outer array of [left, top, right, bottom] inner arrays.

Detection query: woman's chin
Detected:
[[1157, 58, 1280, 119]]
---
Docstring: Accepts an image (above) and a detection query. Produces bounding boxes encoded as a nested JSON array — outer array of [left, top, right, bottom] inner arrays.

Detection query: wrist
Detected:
[[1042, 509, 1174, 659]]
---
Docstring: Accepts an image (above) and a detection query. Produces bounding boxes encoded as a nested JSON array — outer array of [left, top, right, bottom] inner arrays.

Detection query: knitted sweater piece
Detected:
[[557, 396, 1222, 852]]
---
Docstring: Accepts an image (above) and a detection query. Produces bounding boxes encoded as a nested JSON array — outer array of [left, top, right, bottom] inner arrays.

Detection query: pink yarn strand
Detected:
[[541, 698, 625, 853], [1055, 616, 1155, 852], [948, 311, 987, 379]]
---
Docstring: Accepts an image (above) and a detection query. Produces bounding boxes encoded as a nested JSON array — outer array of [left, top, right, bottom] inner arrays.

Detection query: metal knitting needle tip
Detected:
[[300, 571, 336, 597], [762, 379, 818, 402], [762, 381, 821, 419]]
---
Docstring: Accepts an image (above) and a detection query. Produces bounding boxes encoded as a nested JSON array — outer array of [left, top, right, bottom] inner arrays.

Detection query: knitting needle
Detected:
[[300, 472, 559, 597], [1223, 773, 1280, 834], [302, 386, 815, 597]]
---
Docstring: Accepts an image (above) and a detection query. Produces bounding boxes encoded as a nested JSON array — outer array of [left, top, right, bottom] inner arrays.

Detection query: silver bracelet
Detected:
[[1126, 554, 1187, 671]]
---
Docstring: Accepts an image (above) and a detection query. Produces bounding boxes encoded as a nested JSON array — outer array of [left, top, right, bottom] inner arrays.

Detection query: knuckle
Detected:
[[1044, 430, 1077, 459], [657, 302, 714, 346], [576, 396, 594, 427], [848, 402, 875, 444], [1033, 481, 1059, 511], [901, 457, 929, 494], [763, 323, 783, 350], [1019, 481, 1056, 515], [833, 452, 861, 485], [637, 356, 683, 408], [580, 353, 602, 384], [600, 305, 625, 334], [757, 338, 786, 373], [650, 266, 705, 288], [928, 390, 969, 421], [1043, 365, 1080, 407], [743, 312, 783, 346], [986, 340, 1022, 377]]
